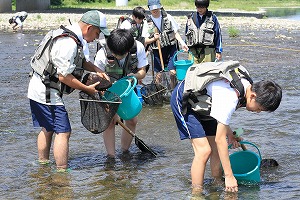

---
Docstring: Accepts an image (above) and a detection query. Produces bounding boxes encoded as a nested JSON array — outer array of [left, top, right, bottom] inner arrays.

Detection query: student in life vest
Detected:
[[9, 11, 28, 32], [185, 0, 223, 63], [119, 6, 160, 49], [118, 6, 159, 85], [147, 0, 189, 89], [27, 10, 110, 172], [94, 29, 148, 158], [170, 61, 282, 193]]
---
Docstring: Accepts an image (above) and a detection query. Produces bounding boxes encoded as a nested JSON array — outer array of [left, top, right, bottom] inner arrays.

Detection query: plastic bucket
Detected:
[[229, 141, 262, 184], [135, 84, 144, 103], [173, 50, 194, 81], [107, 76, 142, 120]]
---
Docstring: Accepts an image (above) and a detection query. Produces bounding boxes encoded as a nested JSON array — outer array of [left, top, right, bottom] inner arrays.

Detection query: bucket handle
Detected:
[[119, 76, 137, 97], [229, 141, 262, 161], [173, 50, 194, 64]]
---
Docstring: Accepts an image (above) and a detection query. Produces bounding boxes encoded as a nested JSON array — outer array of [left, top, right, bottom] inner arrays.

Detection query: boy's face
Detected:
[[133, 16, 144, 24], [112, 52, 129, 60], [150, 8, 161, 18], [84, 25, 100, 43], [196, 6, 207, 15], [245, 93, 265, 113]]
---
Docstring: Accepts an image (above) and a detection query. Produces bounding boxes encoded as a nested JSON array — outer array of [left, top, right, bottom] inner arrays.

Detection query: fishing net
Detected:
[[79, 91, 121, 134], [140, 83, 167, 106]]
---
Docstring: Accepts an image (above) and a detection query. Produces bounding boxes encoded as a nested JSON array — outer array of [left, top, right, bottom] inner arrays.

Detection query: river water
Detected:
[[0, 22, 300, 199]]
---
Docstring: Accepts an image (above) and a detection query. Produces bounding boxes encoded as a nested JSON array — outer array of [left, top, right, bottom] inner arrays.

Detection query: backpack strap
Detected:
[[44, 26, 82, 103]]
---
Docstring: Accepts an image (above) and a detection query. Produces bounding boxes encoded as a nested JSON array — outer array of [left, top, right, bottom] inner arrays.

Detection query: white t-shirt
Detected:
[[94, 40, 148, 72], [27, 23, 88, 105], [206, 78, 251, 125], [150, 13, 179, 33], [120, 19, 150, 38]]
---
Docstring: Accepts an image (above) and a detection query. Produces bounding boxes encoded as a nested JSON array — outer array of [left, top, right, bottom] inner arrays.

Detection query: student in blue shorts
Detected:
[[27, 11, 110, 171], [170, 62, 282, 193]]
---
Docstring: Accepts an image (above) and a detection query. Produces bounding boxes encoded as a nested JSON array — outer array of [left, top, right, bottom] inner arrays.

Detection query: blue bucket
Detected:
[[107, 76, 142, 120], [135, 84, 144, 104], [229, 141, 262, 184], [173, 50, 194, 81]]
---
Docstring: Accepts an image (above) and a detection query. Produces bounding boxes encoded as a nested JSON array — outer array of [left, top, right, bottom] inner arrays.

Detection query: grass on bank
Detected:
[[22, 0, 300, 12]]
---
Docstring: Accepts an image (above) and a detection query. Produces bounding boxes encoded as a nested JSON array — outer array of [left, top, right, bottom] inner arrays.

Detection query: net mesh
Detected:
[[79, 91, 121, 134], [140, 83, 167, 106]]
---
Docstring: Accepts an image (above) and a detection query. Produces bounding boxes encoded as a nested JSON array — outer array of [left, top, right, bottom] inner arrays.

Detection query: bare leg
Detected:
[[53, 132, 71, 170], [190, 137, 211, 194], [121, 117, 137, 152], [102, 115, 117, 157], [207, 136, 223, 183], [37, 127, 53, 163]]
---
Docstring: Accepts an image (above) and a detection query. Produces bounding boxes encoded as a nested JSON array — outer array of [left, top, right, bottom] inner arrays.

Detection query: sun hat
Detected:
[[148, 0, 162, 11], [80, 10, 110, 36]]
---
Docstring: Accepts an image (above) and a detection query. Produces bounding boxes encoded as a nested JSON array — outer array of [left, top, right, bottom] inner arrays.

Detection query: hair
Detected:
[[195, 0, 210, 8], [251, 80, 282, 112], [133, 6, 146, 19], [9, 18, 14, 24], [106, 29, 134, 56]]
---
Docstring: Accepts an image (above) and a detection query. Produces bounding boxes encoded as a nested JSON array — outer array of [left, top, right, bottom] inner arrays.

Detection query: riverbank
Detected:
[[1, 12, 300, 33]]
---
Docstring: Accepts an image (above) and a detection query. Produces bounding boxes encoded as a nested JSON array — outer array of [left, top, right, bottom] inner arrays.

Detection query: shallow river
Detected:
[[0, 23, 299, 199]]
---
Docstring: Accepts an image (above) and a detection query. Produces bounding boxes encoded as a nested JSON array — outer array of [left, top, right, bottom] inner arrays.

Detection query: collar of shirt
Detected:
[[66, 23, 90, 61]]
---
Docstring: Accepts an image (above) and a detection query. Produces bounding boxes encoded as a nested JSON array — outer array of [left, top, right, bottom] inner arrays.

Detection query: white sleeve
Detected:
[[94, 48, 107, 71], [207, 80, 238, 125], [50, 37, 77, 77], [15, 17, 22, 26], [141, 21, 150, 38], [119, 20, 131, 30], [136, 41, 148, 68]]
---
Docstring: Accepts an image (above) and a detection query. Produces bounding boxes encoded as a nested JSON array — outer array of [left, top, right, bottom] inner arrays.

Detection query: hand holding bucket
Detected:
[[173, 50, 194, 81], [107, 76, 142, 120], [229, 141, 262, 184]]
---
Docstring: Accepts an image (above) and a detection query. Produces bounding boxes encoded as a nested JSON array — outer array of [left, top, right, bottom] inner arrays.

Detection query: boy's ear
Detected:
[[250, 92, 257, 100]]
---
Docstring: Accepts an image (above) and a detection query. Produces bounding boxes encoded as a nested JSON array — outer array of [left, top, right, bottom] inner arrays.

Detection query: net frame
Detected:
[[140, 83, 167, 106], [79, 91, 121, 134]]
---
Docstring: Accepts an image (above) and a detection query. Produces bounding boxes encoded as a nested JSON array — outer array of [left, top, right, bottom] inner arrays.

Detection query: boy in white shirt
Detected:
[[171, 63, 282, 193], [94, 29, 148, 157]]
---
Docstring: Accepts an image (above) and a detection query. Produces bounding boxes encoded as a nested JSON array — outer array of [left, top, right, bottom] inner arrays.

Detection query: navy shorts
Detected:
[[152, 44, 177, 71], [29, 99, 71, 133], [170, 81, 217, 140]]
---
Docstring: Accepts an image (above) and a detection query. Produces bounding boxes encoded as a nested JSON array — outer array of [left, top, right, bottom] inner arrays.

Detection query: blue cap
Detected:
[[148, 0, 162, 10]]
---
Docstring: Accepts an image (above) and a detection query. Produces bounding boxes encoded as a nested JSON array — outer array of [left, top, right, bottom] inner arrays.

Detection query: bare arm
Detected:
[[83, 60, 109, 80], [215, 122, 238, 192], [127, 66, 147, 80], [58, 73, 99, 96], [174, 32, 189, 52]]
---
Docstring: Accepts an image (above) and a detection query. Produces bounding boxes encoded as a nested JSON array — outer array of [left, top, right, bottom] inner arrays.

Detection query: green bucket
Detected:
[[173, 50, 194, 81], [229, 141, 262, 184], [107, 76, 142, 120]]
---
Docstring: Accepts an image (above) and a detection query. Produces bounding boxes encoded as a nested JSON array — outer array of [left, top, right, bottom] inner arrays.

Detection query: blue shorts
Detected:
[[29, 99, 71, 133], [170, 81, 217, 140]]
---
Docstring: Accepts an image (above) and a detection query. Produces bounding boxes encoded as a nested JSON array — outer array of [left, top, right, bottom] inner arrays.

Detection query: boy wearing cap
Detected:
[[147, 0, 189, 88], [28, 10, 110, 171]]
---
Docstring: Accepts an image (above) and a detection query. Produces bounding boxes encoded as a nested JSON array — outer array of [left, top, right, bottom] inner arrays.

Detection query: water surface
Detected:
[[0, 24, 299, 199]]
